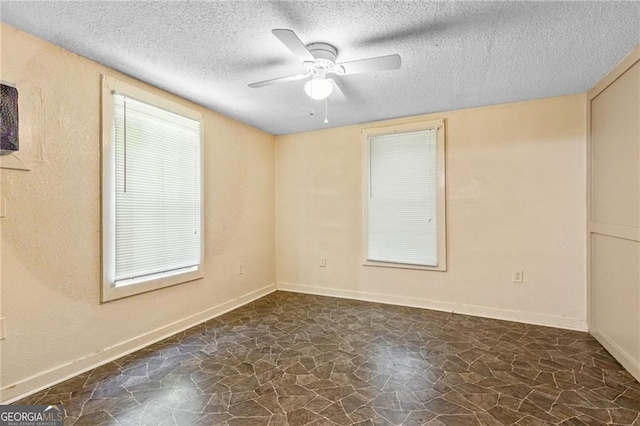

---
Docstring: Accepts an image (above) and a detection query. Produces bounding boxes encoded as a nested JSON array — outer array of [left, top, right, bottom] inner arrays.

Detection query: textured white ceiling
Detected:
[[2, 1, 639, 135]]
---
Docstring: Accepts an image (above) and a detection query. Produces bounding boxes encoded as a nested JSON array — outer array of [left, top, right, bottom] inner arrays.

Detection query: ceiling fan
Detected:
[[248, 29, 402, 101]]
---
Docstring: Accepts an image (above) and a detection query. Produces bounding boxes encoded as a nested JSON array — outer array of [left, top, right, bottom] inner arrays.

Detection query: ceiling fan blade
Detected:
[[248, 73, 307, 88], [272, 29, 316, 63], [337, 54, 402, 75], [328, 79, 346, 101]]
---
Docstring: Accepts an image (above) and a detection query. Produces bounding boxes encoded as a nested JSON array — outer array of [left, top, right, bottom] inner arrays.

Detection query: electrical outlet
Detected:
[[238, 263, 244, 275], [320, 257, 327, 268], [513, 270, 524, 284], [0, 317, 6, 340]]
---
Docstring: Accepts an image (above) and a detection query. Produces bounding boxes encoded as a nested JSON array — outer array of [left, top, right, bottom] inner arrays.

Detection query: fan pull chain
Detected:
[[324, 98, 328, 124]]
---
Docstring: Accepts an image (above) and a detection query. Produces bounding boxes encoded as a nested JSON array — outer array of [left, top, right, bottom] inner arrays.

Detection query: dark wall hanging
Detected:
[[1, 82, 19, 155]]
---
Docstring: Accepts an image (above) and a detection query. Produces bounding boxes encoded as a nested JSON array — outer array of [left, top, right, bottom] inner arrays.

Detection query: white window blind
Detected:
[[113, 94, 202, 286], [367, 130, 438, 266]]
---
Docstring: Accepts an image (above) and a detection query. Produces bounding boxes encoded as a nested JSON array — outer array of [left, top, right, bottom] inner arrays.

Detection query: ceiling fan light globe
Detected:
[[304, 78, 333, 100]]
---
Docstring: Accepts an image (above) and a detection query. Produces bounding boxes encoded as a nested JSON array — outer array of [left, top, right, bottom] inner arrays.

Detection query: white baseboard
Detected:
[[277, 282, 588, 332], [1, 283, 276, 404], [591, 329, 640, 383]]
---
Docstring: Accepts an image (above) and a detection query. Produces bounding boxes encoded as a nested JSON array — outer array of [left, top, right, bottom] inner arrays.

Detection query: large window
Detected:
[[101, 76, 203, 301], [363, 119, 446, 270]]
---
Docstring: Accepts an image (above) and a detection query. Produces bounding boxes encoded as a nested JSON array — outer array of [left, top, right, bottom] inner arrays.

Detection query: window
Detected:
[[363, 119, 446, 271], [101, 76, 203, 301]]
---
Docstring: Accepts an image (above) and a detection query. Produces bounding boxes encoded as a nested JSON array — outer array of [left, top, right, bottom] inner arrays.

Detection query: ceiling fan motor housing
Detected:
[[306, 42, 338, 69]]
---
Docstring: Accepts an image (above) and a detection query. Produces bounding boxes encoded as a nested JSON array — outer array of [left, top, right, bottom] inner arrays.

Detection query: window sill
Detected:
[[101, 266, 204, 302], [363, 260, 447, 272]]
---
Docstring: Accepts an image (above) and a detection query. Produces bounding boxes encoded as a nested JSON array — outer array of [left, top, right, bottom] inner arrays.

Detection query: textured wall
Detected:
[[0, 21, 590, 402], [0, 24, 275, 399], [276, 95, 587, 329]]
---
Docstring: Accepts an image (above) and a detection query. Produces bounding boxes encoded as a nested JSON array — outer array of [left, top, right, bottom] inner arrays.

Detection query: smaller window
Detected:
[[101, 76, 204, 302], [363, 119, 447, 271]]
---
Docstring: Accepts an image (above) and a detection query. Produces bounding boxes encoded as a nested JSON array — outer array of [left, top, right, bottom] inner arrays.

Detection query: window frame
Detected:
[[101, 75, 205, 302], [362, 119, 447, 271]]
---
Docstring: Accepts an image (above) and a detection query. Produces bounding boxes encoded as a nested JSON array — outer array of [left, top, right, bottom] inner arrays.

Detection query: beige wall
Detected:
[[276, 95, 587, 330], [0, 22, 595, 403], [588, 47, 640, 382], [0, 24, 275, 402]]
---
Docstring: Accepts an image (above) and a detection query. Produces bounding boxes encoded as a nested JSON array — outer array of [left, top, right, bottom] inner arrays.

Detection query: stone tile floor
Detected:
[[15, 291, 640, 425]]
